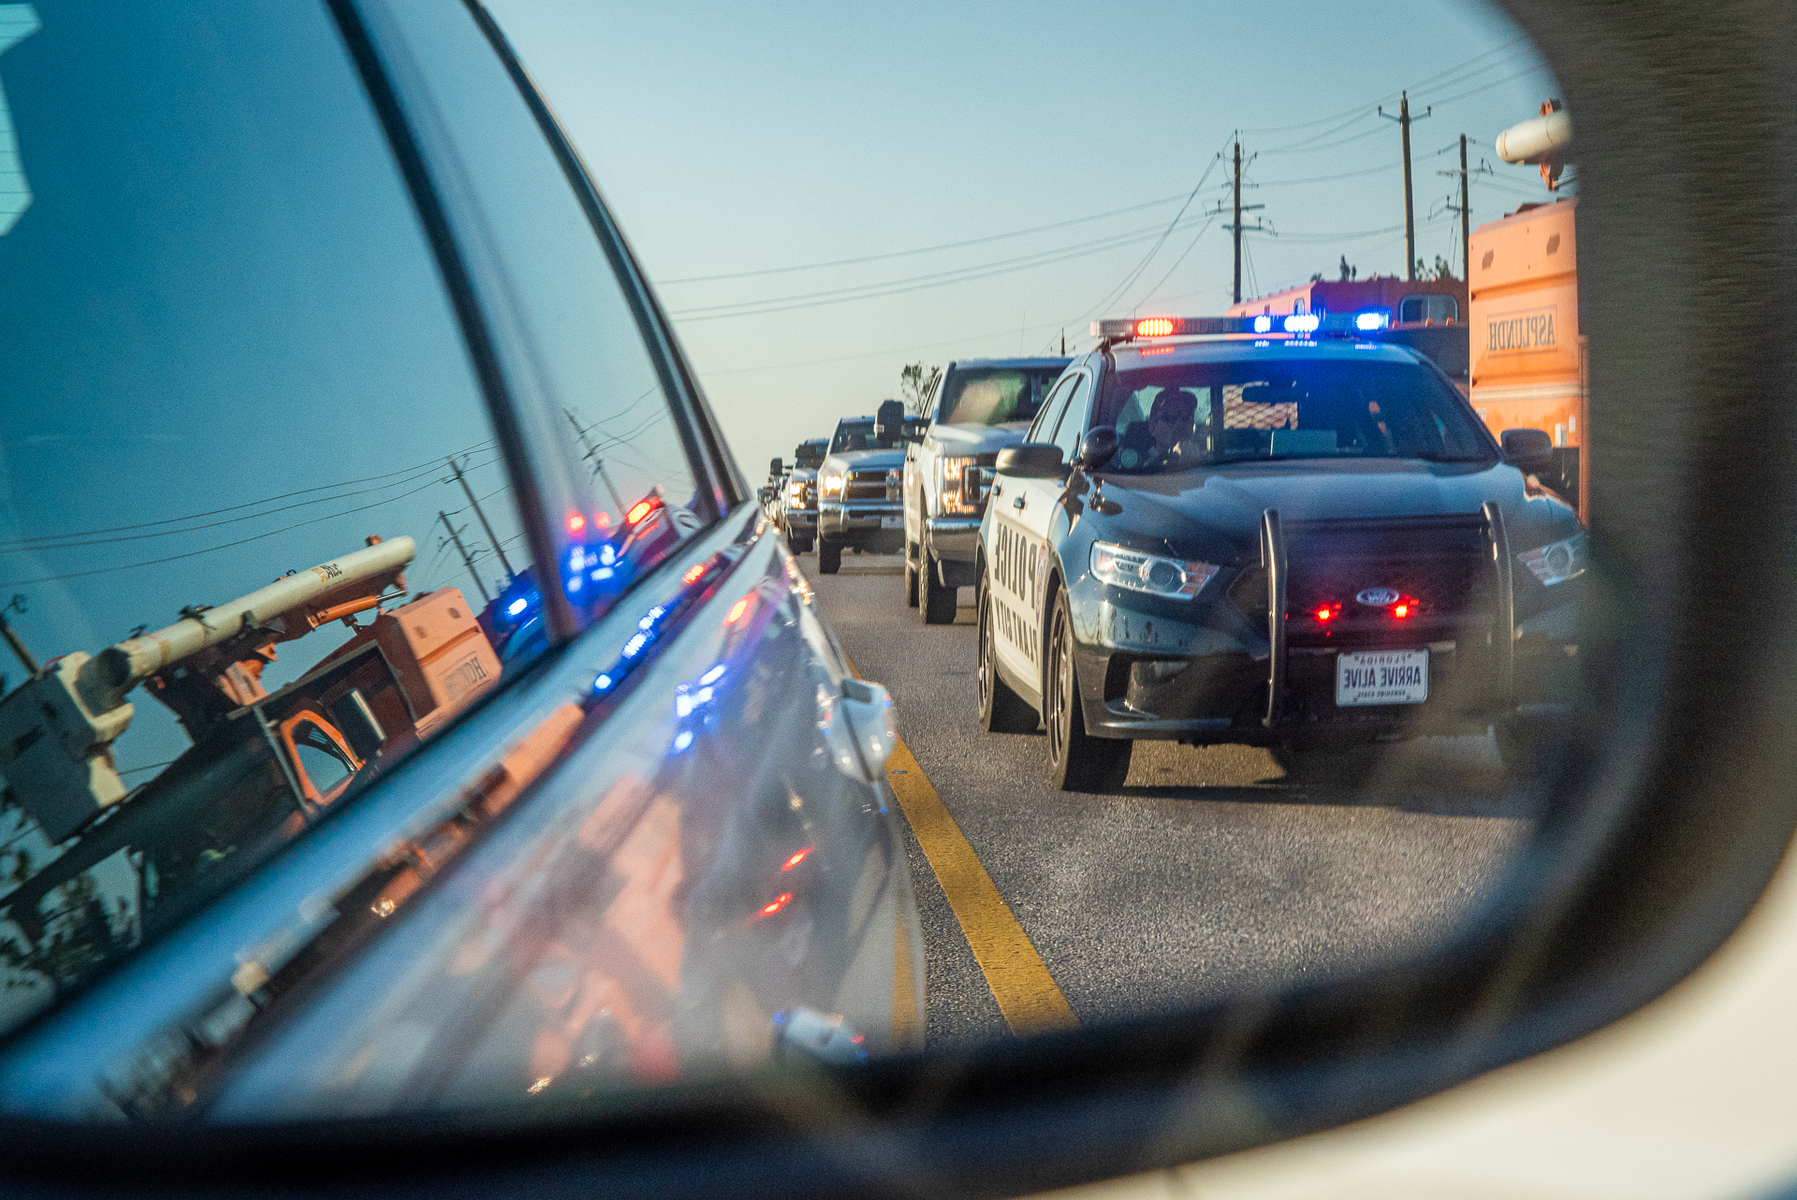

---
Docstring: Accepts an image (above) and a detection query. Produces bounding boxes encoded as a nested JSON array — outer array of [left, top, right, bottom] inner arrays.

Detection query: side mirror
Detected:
[[874, 399, 906, 444], [1500, 427, 1555, 474], [1075, 427, 1119, 472], [769, 457, 784, 477], [995, 443, 1068, 479]]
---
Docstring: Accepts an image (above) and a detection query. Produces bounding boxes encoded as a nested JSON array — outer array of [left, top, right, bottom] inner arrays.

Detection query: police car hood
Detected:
[[931, 420, 1032, 457], [1097, 458, 1566, 556]]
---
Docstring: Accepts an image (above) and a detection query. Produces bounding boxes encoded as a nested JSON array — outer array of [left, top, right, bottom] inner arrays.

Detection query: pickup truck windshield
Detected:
[[938, 367, 1063, 426], [1095, 357, 1495, 473], [830, 419, 914, 453]]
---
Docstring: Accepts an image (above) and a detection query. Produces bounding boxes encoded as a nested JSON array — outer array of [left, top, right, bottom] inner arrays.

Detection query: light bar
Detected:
[[1091, 309, 1401, 341]]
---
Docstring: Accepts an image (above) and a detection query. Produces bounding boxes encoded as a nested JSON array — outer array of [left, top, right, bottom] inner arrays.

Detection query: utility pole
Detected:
[[1380, 92, 1431, 280], [1459, 133, 1471, 280], [563, 410, 626, 517], [1213, 138, 1265, 303], [446, 456, 515, 582], [438, 511, 491, 605]]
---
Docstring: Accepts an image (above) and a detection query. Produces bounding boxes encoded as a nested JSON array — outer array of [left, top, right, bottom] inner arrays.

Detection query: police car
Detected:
[[976, 313, 1585, 791]]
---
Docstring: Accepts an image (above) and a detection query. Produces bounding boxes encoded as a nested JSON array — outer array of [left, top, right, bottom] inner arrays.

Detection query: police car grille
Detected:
[[1285, 516, 1492, 632]]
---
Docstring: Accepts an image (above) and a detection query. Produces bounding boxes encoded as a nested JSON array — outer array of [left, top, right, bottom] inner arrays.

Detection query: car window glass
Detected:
[[290, 720, 355, 798], [369, 0, 707, 626], [938, 368, 1066, 427], [1029, 376, 1077, 444], [1095, 356, 1491, 473], [0, 0, 531, 1037], [1051, 373, 1094, 461]]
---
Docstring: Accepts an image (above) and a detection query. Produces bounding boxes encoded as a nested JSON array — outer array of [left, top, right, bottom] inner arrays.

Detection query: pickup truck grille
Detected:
[[845, 469, 889, 502]]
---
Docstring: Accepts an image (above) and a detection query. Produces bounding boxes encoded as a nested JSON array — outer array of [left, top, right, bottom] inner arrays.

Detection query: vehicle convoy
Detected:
[[778, 436, 828, 553], [815, 402, 921, 574], [977, 314, 1585, 790], [899, 357, 1068, 623]]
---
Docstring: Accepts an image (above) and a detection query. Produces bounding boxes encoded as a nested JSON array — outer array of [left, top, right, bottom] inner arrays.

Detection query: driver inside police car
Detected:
[[1145, 387, 1203, 466]]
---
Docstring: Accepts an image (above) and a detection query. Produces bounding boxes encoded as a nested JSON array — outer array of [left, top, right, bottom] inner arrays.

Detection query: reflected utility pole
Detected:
[[446, 456, 514, 583], [564, 409, 626, 516], [437, 511, 491, 605], [0, 595, 37, 679]]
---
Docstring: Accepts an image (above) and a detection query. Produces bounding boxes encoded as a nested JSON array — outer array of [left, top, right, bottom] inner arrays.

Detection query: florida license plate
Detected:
[[1336, 649, 1429, 706], [880, 516, 902, 530]]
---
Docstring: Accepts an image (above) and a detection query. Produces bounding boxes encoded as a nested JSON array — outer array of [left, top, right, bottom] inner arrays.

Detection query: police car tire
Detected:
[[818, 540, 842, 574], [1046, 592, 1132, 792], [921, 551, 955, 624], [904, 542, 920, 607], [978, 581, 1035, 733]]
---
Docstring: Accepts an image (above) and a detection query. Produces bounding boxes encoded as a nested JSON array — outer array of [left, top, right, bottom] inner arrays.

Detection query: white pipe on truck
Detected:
[[1495, 109, 1572, 165]]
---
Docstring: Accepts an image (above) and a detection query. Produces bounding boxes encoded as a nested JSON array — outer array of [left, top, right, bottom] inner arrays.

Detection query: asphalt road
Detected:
[[800, 551, 1539, 1047]]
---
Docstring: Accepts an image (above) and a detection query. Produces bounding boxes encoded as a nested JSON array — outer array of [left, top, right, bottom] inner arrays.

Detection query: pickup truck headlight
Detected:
[[820, 473, 844, 496], [1089, 541, 1219, 599], [788, 480, 806, 505], [1517, 532, 1587, 586], [938, 455, 979, 514]]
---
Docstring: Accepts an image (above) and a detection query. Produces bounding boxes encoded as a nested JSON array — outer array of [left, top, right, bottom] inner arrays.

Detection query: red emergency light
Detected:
[[626, 498, 658, 525], [1135, 317, 1176, 337]]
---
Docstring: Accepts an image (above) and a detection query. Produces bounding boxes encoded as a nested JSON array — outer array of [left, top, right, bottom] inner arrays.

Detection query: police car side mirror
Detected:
[[995, 443, 1067, 479], [1075, 427, 1119, 472], [1501, 427, 1555, 473]]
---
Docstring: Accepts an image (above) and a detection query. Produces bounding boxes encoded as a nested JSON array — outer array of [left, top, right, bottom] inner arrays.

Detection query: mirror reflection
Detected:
[[0, 0, 1586, 1120]]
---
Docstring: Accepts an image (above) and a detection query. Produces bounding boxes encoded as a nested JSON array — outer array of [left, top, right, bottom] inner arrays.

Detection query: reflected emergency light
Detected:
[[1093, 309, 1398, 341]]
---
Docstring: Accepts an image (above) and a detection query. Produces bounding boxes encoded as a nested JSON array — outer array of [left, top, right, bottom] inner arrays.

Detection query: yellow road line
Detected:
[[883, 735, 1080, 1036], [892, 889, 922, 1049]]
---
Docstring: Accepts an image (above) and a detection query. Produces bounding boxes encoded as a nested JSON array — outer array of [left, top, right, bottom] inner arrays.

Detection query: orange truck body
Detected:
[[1468, 196, 1586, 513]]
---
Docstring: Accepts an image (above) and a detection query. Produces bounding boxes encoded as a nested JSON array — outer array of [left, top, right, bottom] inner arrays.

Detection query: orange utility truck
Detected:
[[1467, 195, 1585, 513]]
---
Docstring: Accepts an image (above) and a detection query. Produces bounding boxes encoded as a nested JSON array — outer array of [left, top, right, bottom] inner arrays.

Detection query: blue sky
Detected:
[[489, 0, 1562, 480]]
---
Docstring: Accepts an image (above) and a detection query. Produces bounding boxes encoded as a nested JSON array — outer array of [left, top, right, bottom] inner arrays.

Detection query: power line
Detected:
[[672, 216, 1215, 323], [668, 216, 1213, 319], [0, 438, 495, 552], [1237, 35, 1529, 135], [1130, 211, 1221, 311], [0, 472, 459, 589], [655, 192, 1192, 285], [0, 453, 503, 556]]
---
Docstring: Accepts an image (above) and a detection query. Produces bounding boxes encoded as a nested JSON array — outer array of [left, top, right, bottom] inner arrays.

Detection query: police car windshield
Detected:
[[938, 368, 1062, 427], [830, 420, 907, 453], [1095, 357, 1493, 472]]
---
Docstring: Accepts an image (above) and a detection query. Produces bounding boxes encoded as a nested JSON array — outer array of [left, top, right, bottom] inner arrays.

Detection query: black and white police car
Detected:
[[975, 313, 1585, 790]]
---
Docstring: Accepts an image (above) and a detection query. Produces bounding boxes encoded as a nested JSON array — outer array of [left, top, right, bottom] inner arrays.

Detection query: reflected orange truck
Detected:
[[1468, 196, 1586, 513]]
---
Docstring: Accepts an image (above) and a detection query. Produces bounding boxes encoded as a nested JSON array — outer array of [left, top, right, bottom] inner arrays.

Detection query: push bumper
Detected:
[[1066, 506, 1580, 746]]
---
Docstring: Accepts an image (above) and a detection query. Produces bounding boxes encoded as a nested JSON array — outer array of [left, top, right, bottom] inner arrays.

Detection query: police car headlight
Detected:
[[1089, 541, 1219, 600], [1517, 532, 1587, 586], [821, 473, 844, 495]]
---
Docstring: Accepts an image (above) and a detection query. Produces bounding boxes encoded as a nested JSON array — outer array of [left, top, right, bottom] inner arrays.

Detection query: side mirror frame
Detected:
[[769, 457, 784, 477], [1500, 427, 1555, 474], [995, 443, 1068, 479], [874, 399, 907, 444]]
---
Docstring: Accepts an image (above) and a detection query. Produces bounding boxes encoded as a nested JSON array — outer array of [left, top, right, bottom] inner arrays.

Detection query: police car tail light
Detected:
[[1392, 598, 1417, 619], [1135, 317, 1177, 337], [1314, 603, 1341, 623], [1089, 541, 1219, 600], [1517, 532, 1587, 586]]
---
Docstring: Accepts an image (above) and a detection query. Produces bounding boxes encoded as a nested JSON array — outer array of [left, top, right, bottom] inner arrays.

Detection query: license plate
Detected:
[[1336, 649, 1428, 706], [880, 516, 902, 530]]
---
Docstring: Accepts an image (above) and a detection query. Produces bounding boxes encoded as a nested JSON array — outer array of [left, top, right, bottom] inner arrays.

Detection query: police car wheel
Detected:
[[1045, 591, 1131, 792], [921, 550, 955, 624], [818, 540, 842, 574], [978, 578, 1036, 734], [903, 542, 919, 607]]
